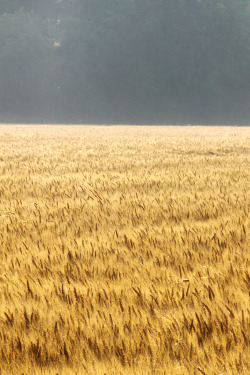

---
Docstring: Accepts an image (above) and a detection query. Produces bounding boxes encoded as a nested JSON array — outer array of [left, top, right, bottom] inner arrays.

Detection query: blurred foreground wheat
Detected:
[[0, 125, 249, 375]]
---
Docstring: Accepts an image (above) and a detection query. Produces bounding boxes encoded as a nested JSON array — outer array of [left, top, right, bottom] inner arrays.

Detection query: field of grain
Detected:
[[0, 125, 249, 375]]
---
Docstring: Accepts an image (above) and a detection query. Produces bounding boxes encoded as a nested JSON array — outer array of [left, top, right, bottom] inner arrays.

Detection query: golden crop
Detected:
[[0, 125, 249, 375]]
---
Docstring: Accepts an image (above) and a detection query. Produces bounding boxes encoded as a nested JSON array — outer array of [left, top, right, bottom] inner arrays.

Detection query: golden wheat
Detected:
[[0, 125, 249, 375]]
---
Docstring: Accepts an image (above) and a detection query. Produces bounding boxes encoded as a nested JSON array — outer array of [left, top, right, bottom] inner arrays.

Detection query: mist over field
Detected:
[[0, 0, 250, 125], [1, 4, 249, 373]]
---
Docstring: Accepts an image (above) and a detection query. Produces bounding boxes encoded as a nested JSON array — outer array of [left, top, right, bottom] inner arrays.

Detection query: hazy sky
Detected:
[[0, 0, 249, 124]]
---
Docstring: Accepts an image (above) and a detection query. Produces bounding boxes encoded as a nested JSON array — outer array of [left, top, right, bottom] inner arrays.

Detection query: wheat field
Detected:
[[0, 125, 249, 375]]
